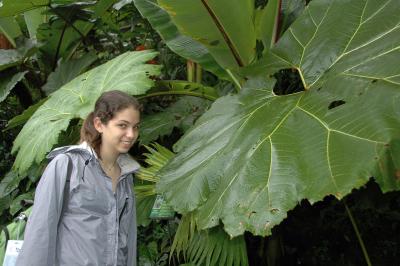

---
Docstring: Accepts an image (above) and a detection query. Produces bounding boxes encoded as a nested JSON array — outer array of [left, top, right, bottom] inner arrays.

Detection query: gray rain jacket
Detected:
[[16, 142, 140, 266]]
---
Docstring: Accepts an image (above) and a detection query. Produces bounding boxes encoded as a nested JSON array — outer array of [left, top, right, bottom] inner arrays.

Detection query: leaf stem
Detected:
[[53, 22, 68, 70], [200, 0, 244, 67], [344, 200, 372, 266], [226, 69, 242, 91], [297, 67, 308, 90]]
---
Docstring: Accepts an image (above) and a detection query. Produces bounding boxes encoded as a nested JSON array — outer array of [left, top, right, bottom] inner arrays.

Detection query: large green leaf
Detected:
[[254, 0, 281, 50], [278, 0, 306, 36], [24, 7, 48, 39], [5, 98, 47, 131], [133, 0, 228, 79], [0, 71, 27, 102], [0, 17, 22, 47], [42, 51, 97, 95], [0, 0, 49, 17], [157, 0, 400, 237], [140, 96, 211, 145], [157, 0, 256, 69], [12, 50, 161, 174]]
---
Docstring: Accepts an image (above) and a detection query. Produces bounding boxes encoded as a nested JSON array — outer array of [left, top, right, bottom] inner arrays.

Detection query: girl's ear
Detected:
[[93, 117, 103, 133]]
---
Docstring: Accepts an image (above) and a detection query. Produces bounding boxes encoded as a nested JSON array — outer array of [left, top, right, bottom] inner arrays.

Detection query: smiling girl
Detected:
[[16, 90, 141, 266]]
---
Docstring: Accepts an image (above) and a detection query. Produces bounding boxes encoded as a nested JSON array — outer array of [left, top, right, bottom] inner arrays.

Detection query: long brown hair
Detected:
[[80, 90, 141, 156]]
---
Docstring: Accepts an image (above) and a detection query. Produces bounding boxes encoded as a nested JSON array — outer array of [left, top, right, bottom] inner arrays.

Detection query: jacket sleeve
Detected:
[[127, 175, 137, 266], [16, 154, 71, 266]]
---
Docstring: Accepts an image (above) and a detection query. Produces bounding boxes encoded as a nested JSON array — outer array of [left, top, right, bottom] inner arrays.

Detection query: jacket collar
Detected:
[[47, 142, 140, 175]]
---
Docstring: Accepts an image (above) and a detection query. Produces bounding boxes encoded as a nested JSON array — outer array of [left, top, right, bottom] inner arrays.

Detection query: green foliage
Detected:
[[135, 144, 249, 265], [157, 0, 256, 69], [12, 50, 161, 174], [3, 0, 399, 264], [0, 71, 27, 102], [0, 96, 24, 176], [172, 214, 248, 266], [254, 0, 281, 51], [135, 143, 174, 225], [138, 220, 178, 266], [278, 0, 306, 37], [133, 0, 228, 79], [157, 0, 400, 238], [0, 16, 22, 47], [140, 95, 212, 145], [23, 7, 47, 39], [42, 51, 97, 95], [0, 0, 49, 17], [4, 98, 46, 130], [0, 40, 35, 71]]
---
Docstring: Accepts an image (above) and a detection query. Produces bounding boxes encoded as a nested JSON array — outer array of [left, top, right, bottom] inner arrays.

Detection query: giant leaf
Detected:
[[157, 0, 256, 69], [157, 0, 400, 237], [5, 98, 47, 131], [42, 51, 97, 95], [12, 50, 161, 174], [140, 96, 211, 145], [0, 0, 49, 17], [133, 0, 228, 79]]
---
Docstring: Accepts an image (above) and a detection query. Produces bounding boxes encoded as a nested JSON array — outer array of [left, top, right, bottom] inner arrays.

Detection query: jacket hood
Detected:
[[47, 142, 140, 175]]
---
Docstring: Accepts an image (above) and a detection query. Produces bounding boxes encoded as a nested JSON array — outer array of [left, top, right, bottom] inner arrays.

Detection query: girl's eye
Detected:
[[118, 124, 127, 128], [133, 125, 140, 130]]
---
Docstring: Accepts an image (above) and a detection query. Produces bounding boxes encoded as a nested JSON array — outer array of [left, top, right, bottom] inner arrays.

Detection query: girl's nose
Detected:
[[126, 128, 134, 138]]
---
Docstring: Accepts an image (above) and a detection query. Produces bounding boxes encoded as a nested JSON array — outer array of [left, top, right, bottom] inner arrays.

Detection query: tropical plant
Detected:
[[2, 0, 399, 264], [135, 143, 248, 265], [134, 0, 400, 265], [11, 50, 160, 174], [0, 0, 167, 227]]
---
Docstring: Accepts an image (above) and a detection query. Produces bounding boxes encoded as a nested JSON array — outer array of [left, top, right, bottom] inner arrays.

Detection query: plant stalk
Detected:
[[344, 200, 372, 266], [195, 63, 202, 83], [187, 60, 195, 82], [53, 22, 68, 70]]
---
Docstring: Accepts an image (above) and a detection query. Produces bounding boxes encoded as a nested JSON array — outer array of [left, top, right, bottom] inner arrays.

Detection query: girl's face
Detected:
[[94, 106, 140, 156]]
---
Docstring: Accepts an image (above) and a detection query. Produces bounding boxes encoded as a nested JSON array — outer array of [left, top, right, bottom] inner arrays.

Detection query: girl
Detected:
[[16, 90, 141, 266]]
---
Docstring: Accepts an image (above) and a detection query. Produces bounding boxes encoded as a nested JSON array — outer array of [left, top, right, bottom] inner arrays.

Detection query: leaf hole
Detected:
[[273, 69, 305, 95], [328, 100, 346, 110], [255, 0, 267, 8]]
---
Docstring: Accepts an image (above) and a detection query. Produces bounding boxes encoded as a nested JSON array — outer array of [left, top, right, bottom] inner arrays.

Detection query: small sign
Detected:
[[3, 240, 23, 266], [150, 194, 175, 220]]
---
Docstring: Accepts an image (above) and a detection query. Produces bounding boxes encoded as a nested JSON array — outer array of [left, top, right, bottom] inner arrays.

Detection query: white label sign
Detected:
[[3, 240, 23, 266]]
